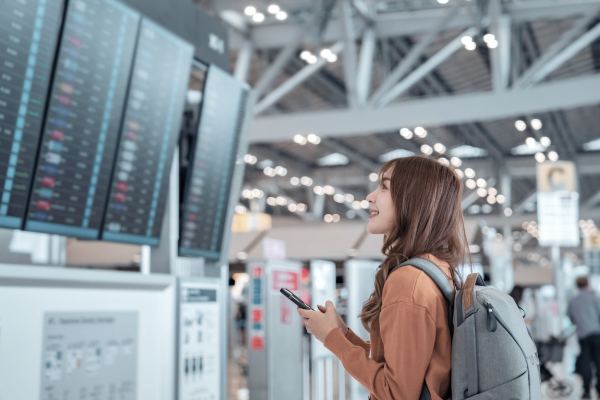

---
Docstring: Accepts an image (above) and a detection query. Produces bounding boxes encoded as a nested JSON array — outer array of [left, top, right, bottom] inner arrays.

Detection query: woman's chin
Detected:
[[366, 222, 382, 235]]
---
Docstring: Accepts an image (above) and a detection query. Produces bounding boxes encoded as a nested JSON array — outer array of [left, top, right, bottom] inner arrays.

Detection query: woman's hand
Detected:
[[317, 304, 348, 336], [297, 301, 346, 343]]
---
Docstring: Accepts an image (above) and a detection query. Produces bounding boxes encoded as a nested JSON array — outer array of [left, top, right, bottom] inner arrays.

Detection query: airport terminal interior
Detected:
[[1, 0, 600, 399]]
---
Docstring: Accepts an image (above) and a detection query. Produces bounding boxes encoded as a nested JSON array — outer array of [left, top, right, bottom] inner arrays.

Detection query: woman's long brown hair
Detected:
[[360, 156, 471, 333]]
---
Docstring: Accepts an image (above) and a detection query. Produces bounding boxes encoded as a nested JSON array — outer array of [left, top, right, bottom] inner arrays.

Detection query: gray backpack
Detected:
[[391, 257, 541, 400]]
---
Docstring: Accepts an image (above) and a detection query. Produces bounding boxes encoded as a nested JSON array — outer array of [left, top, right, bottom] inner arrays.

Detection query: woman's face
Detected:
[[365, 168, 396, 236]]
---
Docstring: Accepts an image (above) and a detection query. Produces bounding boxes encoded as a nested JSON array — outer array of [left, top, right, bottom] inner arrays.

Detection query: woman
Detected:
[[297, 156, 470, 400]]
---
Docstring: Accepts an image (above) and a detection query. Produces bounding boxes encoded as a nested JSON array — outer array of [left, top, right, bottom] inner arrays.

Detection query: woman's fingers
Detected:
[[317, 305, 327, 313]]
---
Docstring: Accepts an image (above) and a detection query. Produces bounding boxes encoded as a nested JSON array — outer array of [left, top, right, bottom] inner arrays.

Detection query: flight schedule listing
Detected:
[[25, 0, 141, 238], [0, 0, 63, 229], [179, 66, 248, 260], [102, 19, 194, 246]]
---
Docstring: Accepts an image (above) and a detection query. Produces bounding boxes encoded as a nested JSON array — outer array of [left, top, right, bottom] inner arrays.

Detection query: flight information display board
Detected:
[[0, 0, 64, 229], [179, 66, 248, 259], [24, 0, 140, 238], [101, 18, 194, 246]]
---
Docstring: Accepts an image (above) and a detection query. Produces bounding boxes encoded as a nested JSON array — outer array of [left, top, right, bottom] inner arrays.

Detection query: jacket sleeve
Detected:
[[325, 301, 436, 400], [345, 328, 370, 351]]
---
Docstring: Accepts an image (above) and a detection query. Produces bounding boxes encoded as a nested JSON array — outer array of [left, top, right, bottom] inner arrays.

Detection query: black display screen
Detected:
[[179, 66, 248, 259], [101, 18, 193, 246], [0, 0, 63, 229], [24, 0, 140, 238]]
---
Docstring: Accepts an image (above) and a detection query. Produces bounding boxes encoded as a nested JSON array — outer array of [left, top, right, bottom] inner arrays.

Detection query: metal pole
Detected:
[[326, 357, 334, 400], [338, 359, 346, 400], [552, 245, 565, 326]]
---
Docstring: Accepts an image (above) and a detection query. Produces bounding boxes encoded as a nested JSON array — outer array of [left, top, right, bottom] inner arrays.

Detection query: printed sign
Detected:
[[262, 237, 286, 260], [249, 265, 265, 351], [272, 270, 299, 292]]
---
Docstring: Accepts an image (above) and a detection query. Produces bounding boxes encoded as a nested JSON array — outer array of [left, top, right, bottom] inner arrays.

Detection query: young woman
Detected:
[[297, 156, 470, 400]]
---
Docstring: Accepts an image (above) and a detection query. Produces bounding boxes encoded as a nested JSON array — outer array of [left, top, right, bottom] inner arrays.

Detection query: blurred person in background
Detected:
[[568, 276, 600, 400]]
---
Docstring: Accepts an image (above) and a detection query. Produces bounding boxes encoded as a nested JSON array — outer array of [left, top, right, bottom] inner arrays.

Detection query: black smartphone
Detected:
[[280, 288, 313, 311]]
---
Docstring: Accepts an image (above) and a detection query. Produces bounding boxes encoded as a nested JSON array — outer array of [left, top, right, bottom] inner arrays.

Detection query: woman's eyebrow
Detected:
[[381, 177, 391, 183]]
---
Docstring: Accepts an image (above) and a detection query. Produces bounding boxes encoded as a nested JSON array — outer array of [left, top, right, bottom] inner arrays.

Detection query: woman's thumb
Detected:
[[326, 300, 335, 311]]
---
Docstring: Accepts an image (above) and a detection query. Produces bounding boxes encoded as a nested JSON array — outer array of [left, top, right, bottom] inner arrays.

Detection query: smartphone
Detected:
[[280, 288, 313, 311]]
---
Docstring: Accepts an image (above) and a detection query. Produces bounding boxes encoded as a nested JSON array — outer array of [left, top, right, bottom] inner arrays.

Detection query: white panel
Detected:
[[0, 266, 176, 400], [310, 260, 336, 360]]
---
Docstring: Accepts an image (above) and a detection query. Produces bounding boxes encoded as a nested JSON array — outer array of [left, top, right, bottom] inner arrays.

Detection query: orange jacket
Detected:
[[324, 255, 453, 400]]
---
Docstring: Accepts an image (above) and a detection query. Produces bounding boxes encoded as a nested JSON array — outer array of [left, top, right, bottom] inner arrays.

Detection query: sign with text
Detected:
[[262, 237, 286, 260], [271, 270, 299, 292], [537, 161, 579, 247]]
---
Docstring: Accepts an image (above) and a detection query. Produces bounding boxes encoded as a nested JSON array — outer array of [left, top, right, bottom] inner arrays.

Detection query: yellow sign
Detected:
[[586, 233, 600, 249], [232, 212, 272, 233], [537, 161, 577, 192]]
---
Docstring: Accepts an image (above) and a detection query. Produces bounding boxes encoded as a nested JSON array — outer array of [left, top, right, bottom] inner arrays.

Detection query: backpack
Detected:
[[391, 257, 542, 400]]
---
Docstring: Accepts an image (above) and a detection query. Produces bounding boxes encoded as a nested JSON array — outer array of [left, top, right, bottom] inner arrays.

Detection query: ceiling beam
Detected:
[[249, 74, 600, 142], [227, 0, 600, 50]]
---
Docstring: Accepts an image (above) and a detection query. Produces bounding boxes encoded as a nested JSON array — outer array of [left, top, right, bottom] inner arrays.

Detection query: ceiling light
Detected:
[[326, 54, 338, 63], [300, 176, 312, 186], [434, 143, 446, 153], [299, 51, 311, 61], [420, 144, 433, 155], [361, 200, 369, 209], [276, 196, 287, 206], [487, 195, 497, 204], [293, 134, 304, 143], [482, 204, 493, 214], [515, 120, 527, 131], [487, 40, 498, 49], [483, 34, 495, 43], [465, 179, 476, 189], [476, 178, 487, 188], [267, 197, 276, 206], [496, 194, 505, 203], [297, 203, 307, 212], [535, 152, 546, 163], [455, 169, 464, 179], [275, 11, 287, 20], [465, 42, 477, 51], [379, 149, 414, 162], [314, 186, 324, 195], [332, 214, 340, 222], [275, 166, 287, 176], [531, 119, 543, 130], [288, 203, 297, 212], [320, 48, 332, 58], [477, 188, 487, 197], [252, 12, 265, 22], [345, 193, 354, 202], [307, 133, 320, 144], [525, 137, 536, 148], [465, 168, 475, 178], [324, 185, 335, 195], [504, 208, 513, 217], [267, 4, 280, 13], [540, 136, 551, 147], [242, 189, 253, 199], [548, 151, 559, 162], [290, 177, 300, 185], [399, 128, 413, 139], [252, 189, 263, 198], [513, 242, 522, 251], [324, 214, 333, 223], [369, 173, 378, 182], [244, 6, 257, 15], [461, 36, 473, 45], [235, 205, 246, 214], [307, 55, 317, 64], [437, 0, 449, 3], [263, 167, 276, 177], [334, 194, 345, 203], [451, 157, 462, 167], [450, 145, 487, 158], [414, 127, 427, 137], [352, 201, 361, 209], [487, 187, 497, 196]]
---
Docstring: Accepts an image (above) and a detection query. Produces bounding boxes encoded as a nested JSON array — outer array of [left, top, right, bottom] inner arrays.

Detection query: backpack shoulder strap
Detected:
[[390, 257, 455, 306]]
